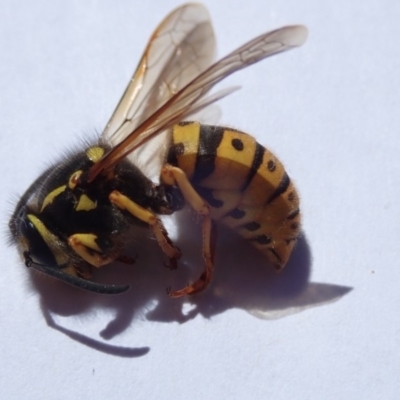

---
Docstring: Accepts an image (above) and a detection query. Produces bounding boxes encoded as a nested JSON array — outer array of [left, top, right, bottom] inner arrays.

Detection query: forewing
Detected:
[[102, 3, 215, 147], [89, 24, 307, 182]]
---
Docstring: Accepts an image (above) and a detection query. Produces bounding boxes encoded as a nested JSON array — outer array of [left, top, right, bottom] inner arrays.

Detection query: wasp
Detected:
[[9, 4, 307, 297]]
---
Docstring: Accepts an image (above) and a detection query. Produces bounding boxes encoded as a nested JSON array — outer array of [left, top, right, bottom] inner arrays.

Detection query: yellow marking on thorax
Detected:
[[171, 122, 201, 179], [76, 194, 96, 211], [86, 146, 105, 163], [40, 185, 66, 212], [201, 130, 257, 190], [27, 214, 69, 265], [68, 170, 83, 189]]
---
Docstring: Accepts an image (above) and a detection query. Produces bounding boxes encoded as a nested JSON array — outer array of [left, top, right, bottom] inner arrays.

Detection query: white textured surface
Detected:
[[1, 1, 399, 399]]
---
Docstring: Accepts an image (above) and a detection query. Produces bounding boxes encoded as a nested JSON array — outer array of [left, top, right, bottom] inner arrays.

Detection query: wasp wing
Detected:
[[90, 25, 307, 181], [102, 3, 215, 147]]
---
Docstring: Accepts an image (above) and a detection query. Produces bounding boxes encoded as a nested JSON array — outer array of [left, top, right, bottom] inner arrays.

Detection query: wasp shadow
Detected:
[[32, 208, 352, 356], [146, 209, 352, 321], [30, 223, 184, 357]]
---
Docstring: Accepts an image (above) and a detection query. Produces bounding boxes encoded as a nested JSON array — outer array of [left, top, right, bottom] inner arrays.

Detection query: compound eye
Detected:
[[19, 215, 57, 267]]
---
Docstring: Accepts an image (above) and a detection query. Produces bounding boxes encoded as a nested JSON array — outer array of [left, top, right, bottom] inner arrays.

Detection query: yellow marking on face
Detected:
[[86, 146, 105, 163], [75, 194, 97, 212], [68, 170, 83, 189], [27, 214, 69, 265], [171, 122, 201, 179], [40, 185, 66, 212]]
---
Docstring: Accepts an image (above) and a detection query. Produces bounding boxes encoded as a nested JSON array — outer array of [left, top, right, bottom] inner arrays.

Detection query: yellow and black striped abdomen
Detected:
[[167, 121, 300, 269]]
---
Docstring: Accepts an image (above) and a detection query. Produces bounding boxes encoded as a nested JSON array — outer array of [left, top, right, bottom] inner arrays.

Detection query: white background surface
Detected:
[[1, 0, 399, 399]]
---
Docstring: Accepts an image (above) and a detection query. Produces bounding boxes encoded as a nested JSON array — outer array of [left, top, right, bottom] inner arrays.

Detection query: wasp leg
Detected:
[[109, 190, 181, 263], [161, 164, 217, 297], [161, 165, 209, 215], [168, 216, 217, 297], [68, 233, 116, 267]]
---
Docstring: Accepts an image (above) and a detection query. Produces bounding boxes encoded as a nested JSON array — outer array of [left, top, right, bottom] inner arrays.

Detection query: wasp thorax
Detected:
[[9, 3, 306, 296]]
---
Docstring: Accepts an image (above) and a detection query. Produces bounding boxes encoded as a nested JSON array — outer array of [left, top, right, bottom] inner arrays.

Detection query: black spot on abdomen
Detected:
[[243, 222, 261, 231], [227, 208, 246, 219], [231, 138, 244, 151]]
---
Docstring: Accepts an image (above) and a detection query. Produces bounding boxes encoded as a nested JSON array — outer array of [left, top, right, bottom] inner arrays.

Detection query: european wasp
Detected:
[[9, 4, 307, 297]]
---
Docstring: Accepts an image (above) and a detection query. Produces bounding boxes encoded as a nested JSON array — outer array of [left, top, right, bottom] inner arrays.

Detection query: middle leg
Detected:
[[109, 190, 181, 264]]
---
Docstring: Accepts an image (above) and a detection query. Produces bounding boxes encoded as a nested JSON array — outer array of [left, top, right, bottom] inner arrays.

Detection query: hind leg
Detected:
[[161, 164, 217, 297]]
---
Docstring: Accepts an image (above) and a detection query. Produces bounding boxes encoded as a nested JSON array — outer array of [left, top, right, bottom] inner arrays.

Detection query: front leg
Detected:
[[68, 233, 117, 267], [109, 190, 181, 263]]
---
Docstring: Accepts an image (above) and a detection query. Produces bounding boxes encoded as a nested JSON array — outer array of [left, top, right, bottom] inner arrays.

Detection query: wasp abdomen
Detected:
[[168, 121, 300, 269]]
